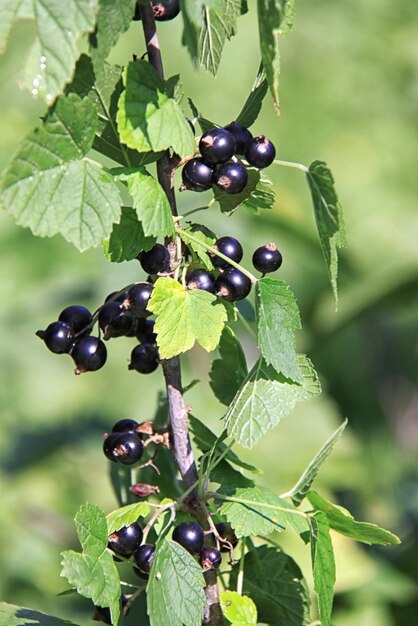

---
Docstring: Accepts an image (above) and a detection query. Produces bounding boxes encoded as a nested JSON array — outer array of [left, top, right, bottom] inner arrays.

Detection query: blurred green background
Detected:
[[1, 1, 417, 624]]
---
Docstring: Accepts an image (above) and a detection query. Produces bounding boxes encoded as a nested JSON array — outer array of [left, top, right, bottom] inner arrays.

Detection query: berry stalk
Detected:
[[138, 5, 223, 624]]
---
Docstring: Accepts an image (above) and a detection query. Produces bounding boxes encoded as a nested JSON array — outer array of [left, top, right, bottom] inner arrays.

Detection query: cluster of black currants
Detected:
[[186, 236, 283, 302], [181, 122, 276, 195], [103, 418, 145, 466], [133, 0, 180, 22]]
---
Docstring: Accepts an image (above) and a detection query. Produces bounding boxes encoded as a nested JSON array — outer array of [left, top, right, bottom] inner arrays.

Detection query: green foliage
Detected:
[[209, 326, 248, 405], [91, 0, 137, 69], [179, 223, 217, 270], [146, 539, 206, 626], [61, 503, 120, 625], [225, 355, 321, 448], [148, 277, 227, 359], [311, 512, 336, 626], [214, 169, 260, 214], [220, 591, 258, 625], [235, 65, 268, 128], [0, 603, 79, 626], [106, 501, 150, 534], [103, 206, 156, 262]]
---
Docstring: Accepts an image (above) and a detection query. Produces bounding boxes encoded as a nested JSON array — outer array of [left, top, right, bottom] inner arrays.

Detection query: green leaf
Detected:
[[306, 161, 346, 305], [234, 546, 310, 626], [214, 168, 260, 215], [209, 326, 248, 405], [103, 206, 156, 262], [117, 60, 195, 158], [225, 355, 321, 448], [242, 176, 276, 213], [218, 486, 309, 538], [113, 168, 174, 238], [235, 64, 268, 128], [148, 277, 227, 359], [257, 0, 295, 112], [197, 0, 242, 75], [0, 602, 80, 626], [210, 459, 254, 489], [187, 97, 217, 134], [311, 512, 335, 626], [90, 0, 137, 69], [61, 503, 120, 625], [286, 419, 348, 506], [0, 0, 97, 104], [307, 492, 401, 546], [0, 94, 121, 251], [106, 501, 151, 534], [220, 591, 257, 625], [147, 539, 206, 626], [179, 223, 216, 270], [256, 278, 302, 382]]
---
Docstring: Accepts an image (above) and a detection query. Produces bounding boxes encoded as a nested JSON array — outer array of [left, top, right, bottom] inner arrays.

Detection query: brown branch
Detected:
[[138, 4, 224, 624]]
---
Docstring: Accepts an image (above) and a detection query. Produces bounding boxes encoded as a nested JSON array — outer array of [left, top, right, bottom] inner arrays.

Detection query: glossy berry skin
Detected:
[[215, 267, 252, 302], [103, 432, 144, 465], [223, 123, 253, 154], [252, 243, 283, 274], [181, 158, 214, 192], [215, 522, 238, 552], [111, 418, 139, 434], [211, 236, 243, 269], [199, 128, 235, 165], [245, 135, 276, 168], [36, 321, 75, 354], [99, 302, 135, 339], [186, 269, 215, 293], [138, 244, 170, 275], [152, 0, 180, 21], [134, 544, 156, 573], [214, 161, 248, 194], [129, 343, 159, 374], [199, 547, 222, 571], [172, 522, 204, 555], [136, 318, 157, 344], [72, 336, 107, 374], [105, 290, 127, 304], [58, 305, 92, 335], [125, 283, 153, 318], [108, 523, 143, 557]]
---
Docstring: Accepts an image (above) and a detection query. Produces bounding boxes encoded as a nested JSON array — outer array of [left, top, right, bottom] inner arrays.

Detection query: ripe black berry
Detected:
[[108, 523, 143, 557], [199, 128, 235, 165], [186, 269, 215, 293], [214, 161, 248, 194], [134, 544, 156, 573], [215, 267, 252, 302], [252, 243, 283, 274], [103, 432, 144, 465], [152, 0, 180, 21], [215, 522, 238, 551], [136, 318, 157, 344], [211, 236, 243, 269], [172, 522, 204, 555], [223, 123, 253, 154], [124, 283, 153, 318], [105, 290, 127, 304], [129, 343, 159, 374], [199, 547, 222, 571], [245, 135, 276, 168], [72, 336, 107, 374], [138, 244, 170, 275], [181, 158, 214, 192], [58, 305, 92, 335], [36, 321, 75, 354], [111, 418, 139, 434]]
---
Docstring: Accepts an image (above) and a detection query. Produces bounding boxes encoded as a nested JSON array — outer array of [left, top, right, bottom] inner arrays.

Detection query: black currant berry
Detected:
[[252, 243, 283, 274], [245, 135, 276, 169], [99, 302, 136, 339], [105, 290, 127, 304], [199, 128, 235, 165], [124, 283, 153, 318], [211, 236, 243, 269], [138, 244, 170, 275], [186, 269, 215, 293], [172, 522, 204, 555], [103, 432, 144, 465], [181, 158, 214, 192], [136, 318, 157, 344], [36, 321, 75, 354], [72, 336, 107, 374], [129, 343, 159, 374], [111, 418, 139, 434], [199, 547, 222, 571], [215, 267, 252, 302], [134, 544, 156, 573], [223, 122, 253, 154], [108, 523, 143, 557], [214, 161, 248, 195], [215, 522, 238, 551], [58, 305, 92, 335], [152, 0, 180, 21]]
